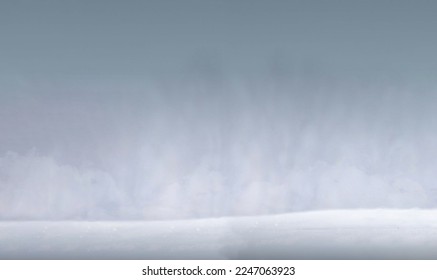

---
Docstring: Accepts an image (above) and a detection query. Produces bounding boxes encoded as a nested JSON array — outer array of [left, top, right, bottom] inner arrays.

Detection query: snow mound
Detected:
[[1, 209, 437, 259]]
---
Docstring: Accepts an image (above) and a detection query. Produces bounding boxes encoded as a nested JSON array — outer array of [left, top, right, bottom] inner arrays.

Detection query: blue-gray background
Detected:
[[1, 0, 437, 220]]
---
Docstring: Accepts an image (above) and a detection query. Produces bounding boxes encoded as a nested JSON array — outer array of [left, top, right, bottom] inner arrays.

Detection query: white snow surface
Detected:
[[1, 209, 437, 259]]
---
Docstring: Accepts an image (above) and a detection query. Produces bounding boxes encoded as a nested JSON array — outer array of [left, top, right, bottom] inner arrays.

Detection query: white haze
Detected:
[[1, 73, 437, 220]]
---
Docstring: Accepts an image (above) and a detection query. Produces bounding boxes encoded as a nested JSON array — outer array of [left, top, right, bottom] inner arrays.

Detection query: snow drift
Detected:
[[1, 209, 437, 259]]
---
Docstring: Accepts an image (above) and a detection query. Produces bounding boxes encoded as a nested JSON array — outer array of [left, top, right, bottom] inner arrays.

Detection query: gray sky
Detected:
[[2, 1, 437, 220], [2, 0, 437, 81]]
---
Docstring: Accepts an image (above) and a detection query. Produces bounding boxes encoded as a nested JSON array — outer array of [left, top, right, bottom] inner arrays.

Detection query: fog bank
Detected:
[[1, 75, 437, 220], [2, 0, 437, 220]]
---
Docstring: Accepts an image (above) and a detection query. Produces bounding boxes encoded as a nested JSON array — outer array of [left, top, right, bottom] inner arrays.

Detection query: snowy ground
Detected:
[[1, 209, 437, 259]]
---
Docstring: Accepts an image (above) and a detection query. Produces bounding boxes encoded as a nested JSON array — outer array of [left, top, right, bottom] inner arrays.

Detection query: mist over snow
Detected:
[[2, 0, 437, 221], [1, 75, 437, 220]]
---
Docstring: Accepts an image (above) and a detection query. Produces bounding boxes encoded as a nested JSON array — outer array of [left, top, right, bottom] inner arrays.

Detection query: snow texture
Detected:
[[1, 209, 437, 259]]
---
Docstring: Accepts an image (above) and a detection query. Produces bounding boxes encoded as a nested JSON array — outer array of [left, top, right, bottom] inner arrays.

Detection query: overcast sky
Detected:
[[2, 0, 437, 81], [2, 1, 437, 220]]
